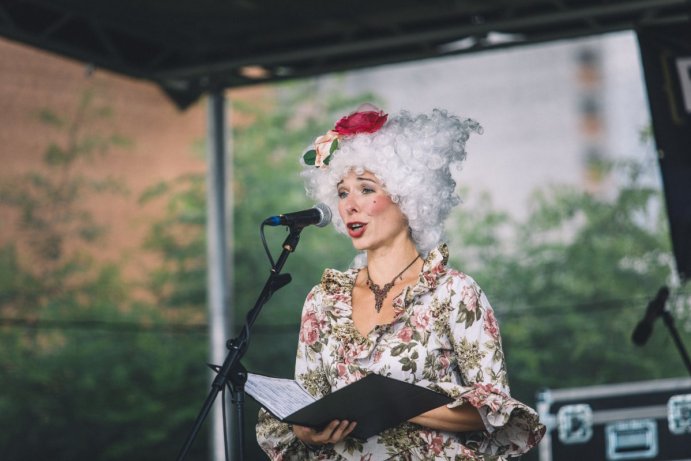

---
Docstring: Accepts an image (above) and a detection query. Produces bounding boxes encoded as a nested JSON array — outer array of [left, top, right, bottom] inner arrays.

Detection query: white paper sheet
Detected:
[[245, 373, 316, 419]]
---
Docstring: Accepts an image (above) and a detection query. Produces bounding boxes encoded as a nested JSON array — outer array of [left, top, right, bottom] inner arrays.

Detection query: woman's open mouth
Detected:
[[347, 222, 367, 238]]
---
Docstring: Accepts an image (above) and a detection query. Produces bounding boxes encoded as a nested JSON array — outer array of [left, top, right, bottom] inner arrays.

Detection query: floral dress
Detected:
[[256, 244, 545, 460]]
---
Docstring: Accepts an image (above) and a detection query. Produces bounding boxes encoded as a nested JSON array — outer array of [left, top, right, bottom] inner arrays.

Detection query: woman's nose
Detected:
[[344, 194, 359, 214]]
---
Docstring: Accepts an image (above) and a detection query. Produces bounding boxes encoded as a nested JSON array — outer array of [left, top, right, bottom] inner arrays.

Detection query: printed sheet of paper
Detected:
[[245, 373, 315, 420]]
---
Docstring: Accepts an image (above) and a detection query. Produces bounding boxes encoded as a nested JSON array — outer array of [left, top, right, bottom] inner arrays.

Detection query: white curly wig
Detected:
[[300, 107, 482, 256]]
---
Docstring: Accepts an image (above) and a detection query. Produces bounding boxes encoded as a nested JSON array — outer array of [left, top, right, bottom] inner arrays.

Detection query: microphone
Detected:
[[262, 203, 332, 228], [632, 286, 669, 346]]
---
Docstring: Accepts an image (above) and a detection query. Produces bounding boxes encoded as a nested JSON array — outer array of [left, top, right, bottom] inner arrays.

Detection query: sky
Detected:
[[327, 31, 657, 220]]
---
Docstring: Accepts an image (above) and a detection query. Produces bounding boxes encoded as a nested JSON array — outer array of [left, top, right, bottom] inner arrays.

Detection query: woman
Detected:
[[257, 104, 545, 460]]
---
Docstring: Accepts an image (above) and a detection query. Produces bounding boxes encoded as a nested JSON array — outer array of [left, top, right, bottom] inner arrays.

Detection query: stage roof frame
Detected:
[[0, 0, 689, 108]]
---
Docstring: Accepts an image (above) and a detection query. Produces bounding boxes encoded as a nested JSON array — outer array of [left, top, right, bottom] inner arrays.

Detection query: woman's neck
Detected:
[[365, 239, 420, 283]]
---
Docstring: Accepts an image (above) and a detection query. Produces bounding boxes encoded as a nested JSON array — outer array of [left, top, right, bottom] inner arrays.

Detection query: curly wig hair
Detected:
[[300, 108, 482, 257]]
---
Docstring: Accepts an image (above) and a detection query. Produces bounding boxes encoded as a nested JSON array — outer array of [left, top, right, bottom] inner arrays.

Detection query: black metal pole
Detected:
[[661, 310, 691, 376]]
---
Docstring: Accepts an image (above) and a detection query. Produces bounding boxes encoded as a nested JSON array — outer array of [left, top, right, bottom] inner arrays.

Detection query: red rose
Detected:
[[334, 110, 388, 135]]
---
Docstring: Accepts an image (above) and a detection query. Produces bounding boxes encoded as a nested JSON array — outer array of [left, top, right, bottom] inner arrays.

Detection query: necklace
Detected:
[[366, 255, 420, 313]]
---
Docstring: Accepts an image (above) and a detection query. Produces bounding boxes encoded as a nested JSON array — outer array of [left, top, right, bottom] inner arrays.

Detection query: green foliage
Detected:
[[140, 173, 207, 311], [451, 159, 689, 403], [0, 90, 130, 289], [0, 264, 209, 461], [0, 88, 208, 461]]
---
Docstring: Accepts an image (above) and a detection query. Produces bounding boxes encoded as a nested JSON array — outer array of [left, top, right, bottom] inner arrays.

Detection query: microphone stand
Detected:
[[176, 225, 305, 461], [660, 309, 691, 376]]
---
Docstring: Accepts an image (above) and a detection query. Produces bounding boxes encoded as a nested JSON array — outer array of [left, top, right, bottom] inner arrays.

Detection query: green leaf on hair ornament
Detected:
[[303, 149, 317, 165], [321, 138, 339, 166]]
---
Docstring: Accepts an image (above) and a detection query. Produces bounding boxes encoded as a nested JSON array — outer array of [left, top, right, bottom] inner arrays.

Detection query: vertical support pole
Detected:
[[206, 89, 234, 461]]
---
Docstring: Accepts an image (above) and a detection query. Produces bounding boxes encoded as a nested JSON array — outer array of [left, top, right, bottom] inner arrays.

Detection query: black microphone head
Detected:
[[314, 203, 332, 227], [632, 321, 653, 346]]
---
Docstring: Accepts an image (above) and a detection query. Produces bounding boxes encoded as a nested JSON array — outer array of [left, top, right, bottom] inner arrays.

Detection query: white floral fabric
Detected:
[[257, 244, 545, 460]]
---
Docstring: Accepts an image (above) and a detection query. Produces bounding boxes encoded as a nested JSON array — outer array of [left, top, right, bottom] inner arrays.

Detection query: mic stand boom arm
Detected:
[[176, 225, 304, 461]]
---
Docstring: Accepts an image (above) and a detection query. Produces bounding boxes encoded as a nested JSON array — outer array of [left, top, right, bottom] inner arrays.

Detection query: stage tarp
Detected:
[[638, 22, 691, 282]]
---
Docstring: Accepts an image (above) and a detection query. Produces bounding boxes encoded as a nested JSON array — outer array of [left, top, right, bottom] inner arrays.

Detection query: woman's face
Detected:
[[336, 170, 410, 252]]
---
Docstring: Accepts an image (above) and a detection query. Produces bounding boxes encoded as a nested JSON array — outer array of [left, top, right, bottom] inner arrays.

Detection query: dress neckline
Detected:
[[348, 273, 411, 338], [319, 244, 451, 340]]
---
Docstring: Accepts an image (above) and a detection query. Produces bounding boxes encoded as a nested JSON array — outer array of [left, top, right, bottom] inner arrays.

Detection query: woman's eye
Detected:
[[338, 190, 347, 199], [362, 187, 375, 194]]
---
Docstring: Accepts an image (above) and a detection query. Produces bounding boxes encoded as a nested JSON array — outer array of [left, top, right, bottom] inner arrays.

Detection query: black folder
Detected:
[[246, 373, 453, 440]]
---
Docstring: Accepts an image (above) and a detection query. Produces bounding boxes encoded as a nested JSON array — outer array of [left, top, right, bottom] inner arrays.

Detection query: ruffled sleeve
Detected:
[[432, 274, 545, 456], [256, 285, 333, 460]]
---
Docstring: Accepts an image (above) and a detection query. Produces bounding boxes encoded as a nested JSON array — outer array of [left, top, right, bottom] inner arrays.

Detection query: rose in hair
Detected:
[[302, 103, 388, 168], [334, 108, 388, 135]]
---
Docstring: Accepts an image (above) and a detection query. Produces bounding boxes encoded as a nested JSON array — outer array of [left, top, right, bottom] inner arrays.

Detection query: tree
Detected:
[[0, 89, 130, 319], [450, 158, 689, 405], [0, 88, 209, 461]]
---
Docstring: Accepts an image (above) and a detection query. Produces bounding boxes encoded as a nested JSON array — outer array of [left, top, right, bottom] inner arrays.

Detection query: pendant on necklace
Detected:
[[365, 255, 420, 313]]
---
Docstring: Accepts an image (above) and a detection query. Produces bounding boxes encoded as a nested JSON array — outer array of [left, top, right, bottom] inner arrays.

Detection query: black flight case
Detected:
[[536, 377, 691, 461]]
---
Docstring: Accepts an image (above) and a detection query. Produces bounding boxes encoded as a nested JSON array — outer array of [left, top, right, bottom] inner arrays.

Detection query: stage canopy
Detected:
[[1, 0, 690, 280], [0, 0, 688, 109]]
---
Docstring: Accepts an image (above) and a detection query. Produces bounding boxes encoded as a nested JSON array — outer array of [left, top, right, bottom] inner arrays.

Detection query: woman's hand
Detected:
[[293, 420, 357, 447]]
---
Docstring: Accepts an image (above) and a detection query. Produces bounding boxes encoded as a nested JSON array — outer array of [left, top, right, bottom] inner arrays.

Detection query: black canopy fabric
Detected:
[[638, 23, 691, 282], [0, 0, 688, 109]]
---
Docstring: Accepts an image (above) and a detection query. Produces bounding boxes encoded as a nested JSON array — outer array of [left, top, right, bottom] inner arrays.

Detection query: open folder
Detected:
[[245, 372, 453, 440]]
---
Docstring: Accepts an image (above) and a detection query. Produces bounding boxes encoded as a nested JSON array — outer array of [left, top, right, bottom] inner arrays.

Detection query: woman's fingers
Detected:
[[292, 420, 358, 445], [325, 420, 357, 443]]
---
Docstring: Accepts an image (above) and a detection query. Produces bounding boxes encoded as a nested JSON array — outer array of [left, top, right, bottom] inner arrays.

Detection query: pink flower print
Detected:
[[397, 327, 414, 343], [337, 363, 366, 383], [336, 362, 348, 378], [299, 311, 320, 346], [332, 291, 350, 304], [483, 308, 500, 340], [339, 342, 368, 362], [460, 284, 479, 312], [413, 308, 430, 330], [429, 435, 444, 455], [437, 352, 451, 376], [421, 431, 445, 455], [352, 369, 366, 381], [431, 263, 446, 276], [459, 445, 478, 457], [422, 271, 436, 287], [465, 383, 504, 412], [483, 392, 504, 413]]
